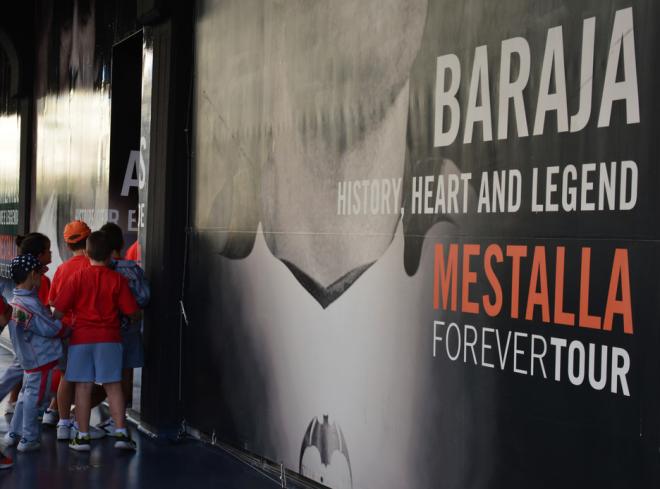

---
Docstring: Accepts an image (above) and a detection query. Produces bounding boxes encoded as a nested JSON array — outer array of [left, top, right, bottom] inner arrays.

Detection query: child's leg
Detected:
[[7, 383, 26, 437], [57, 340, 73, 422], [56, 377, 74, 421], [0, 356, 23, 401], [42, 371, 60, 425], [94, 342, 124, 427], [73, 382, 93, 433], [21, 367, 55, 443], [7, 382, 21, 405], [18, 372, 39, 442], [102, 382, 125, 429]]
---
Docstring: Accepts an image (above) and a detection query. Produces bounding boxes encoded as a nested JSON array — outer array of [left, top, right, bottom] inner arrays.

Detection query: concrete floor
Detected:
[[0, 346, 282, 489]]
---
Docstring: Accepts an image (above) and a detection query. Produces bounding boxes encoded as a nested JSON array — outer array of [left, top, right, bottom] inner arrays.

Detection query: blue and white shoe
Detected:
[[56, 422, 72, 441], [17, 439, 41, 452], [1, 432, 20, 448], [97, 418, 118, 437], [42, 409, 59, 426]]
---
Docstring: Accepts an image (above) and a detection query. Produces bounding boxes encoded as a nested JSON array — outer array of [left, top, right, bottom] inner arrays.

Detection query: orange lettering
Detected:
[[483, 244, 503, 317], [462, 244, 480, 314], [603, 249, 633, 334], [579, 247, 601, 329], [525, 246, 550, 322], [434, 244, 458, 311]]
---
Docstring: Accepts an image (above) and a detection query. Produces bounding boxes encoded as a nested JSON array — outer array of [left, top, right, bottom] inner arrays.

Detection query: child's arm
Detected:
[[31, 303, 69, 338], [131, 266, 150, 308], [118, 276, 141, 321], [48, 267, 62, 306], [51, 272, 77, 322], [118, 263, 150, 308]]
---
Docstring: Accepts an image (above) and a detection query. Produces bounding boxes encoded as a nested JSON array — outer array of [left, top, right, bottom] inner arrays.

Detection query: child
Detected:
[[0, 290, 13, 469], [0, 233, 52, 417], [53, 231, 140, 451], [2, 254, 68, 453], [47, 220, 97, 440], [95, 223, 150, 435], [16, 233, 53, 306]]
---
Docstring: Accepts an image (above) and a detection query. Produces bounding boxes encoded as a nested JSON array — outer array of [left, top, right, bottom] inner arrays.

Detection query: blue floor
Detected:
[[0, 347, 281, 489]]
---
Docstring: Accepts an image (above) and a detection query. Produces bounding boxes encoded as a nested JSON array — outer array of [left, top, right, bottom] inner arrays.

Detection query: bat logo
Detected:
[[299, 414, 352, 488]]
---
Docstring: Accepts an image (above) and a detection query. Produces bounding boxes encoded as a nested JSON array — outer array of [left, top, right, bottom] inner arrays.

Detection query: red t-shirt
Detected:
[[49, 254, 91, 326], [53, 265, 139, 345], [125, 240, 141, 264], [38, 274, 51, 306]]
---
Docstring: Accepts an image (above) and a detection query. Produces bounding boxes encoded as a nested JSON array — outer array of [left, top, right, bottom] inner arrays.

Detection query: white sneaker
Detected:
[[1, 432, 19, 448], [17, 440, 41, 452], [56, 423, 71, 441], [42, 409, 59, 426]]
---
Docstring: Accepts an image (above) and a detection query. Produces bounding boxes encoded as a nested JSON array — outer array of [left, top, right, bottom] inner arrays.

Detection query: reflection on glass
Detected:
[[33, 89, 111, 272], [31, 0, 113, 272], [0, 113, 20, 285], [0, 113, 20, 204]]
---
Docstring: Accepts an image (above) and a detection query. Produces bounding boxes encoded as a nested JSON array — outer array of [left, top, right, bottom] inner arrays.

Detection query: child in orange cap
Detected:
[[47, 220, 102, 441]]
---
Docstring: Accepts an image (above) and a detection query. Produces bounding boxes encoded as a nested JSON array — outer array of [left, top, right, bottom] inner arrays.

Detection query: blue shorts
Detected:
[[65, 343, 123, 384], [121, 330, 144, 369]]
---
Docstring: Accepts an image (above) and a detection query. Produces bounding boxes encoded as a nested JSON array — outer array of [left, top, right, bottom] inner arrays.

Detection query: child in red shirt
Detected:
[[47, 220, 92, 439], [53, 231, 140, 451], [49, 220, 92, 303]]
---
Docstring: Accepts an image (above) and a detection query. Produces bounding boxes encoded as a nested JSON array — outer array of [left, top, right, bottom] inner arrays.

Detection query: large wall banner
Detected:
[[190, 1, 660, 488]]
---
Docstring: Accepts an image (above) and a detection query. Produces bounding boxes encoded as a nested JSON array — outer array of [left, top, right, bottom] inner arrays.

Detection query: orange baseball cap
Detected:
[[63, 220, 91, 244]]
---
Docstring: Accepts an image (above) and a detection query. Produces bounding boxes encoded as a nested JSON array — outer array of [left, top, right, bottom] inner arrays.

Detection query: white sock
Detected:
[[115, 428, 127, 436], [78, 431, 89, 438], [57, 419, 71, 427]]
